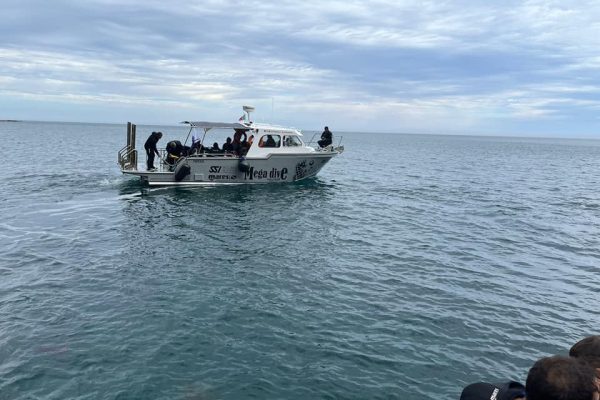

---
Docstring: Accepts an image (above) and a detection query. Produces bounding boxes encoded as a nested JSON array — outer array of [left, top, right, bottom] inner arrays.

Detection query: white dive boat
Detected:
[[118, 106, 344, 185]]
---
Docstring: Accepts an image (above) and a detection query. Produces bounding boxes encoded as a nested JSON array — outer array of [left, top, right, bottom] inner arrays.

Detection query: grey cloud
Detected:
[[2, 0, 600, 133]]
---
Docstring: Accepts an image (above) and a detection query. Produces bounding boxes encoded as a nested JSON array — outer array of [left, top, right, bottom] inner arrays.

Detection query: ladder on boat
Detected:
[[118, 122, 138, 170]]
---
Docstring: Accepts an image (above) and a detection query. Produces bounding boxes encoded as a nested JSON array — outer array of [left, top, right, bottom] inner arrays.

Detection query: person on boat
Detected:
[[211, 142, 220, 152], [318, 126, 332, 148], [240, 135, 252, 155], [232, 129, 247, 155], [223, 137, 233, 153], [165, 140, 183, 165], [265, 135, 276, 147], [190, 139, 203, 155], [258, 134, 277, 148], [144, 131, 162, 171]]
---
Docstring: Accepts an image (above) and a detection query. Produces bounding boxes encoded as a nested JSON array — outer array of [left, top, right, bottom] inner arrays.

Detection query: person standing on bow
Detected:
[[144, 131, 162, 171], [318, 126, 332, 148]]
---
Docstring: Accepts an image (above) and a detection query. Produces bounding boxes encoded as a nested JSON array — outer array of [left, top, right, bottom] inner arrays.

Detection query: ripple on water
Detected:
[[1, 127, 600, 398]]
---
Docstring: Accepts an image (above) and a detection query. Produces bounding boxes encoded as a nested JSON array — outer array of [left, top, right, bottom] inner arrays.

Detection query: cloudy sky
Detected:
[[2, 0, 600, 136]]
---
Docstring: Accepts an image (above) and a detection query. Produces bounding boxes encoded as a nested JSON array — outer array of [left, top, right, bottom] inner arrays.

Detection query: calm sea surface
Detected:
[[1, 121, 599, 399]]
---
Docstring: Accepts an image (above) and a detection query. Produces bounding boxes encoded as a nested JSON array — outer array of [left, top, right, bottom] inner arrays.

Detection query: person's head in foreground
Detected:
[[571, 336, 600, 360], [526, 355, 599, 400]]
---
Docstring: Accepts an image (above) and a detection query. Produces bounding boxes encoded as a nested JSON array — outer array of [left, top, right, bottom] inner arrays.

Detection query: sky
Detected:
[[2, 0, 600, 136]]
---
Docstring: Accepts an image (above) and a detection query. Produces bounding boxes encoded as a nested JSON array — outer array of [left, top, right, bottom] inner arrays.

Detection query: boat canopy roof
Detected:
[[181, 121, 302, 136], [182, 121, 249, 129], [250, 122, 301, 135]]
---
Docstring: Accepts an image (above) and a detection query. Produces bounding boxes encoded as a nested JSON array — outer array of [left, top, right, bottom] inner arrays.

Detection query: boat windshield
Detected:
[[283, 135, 302, 147], [258, 134, 280, 148]]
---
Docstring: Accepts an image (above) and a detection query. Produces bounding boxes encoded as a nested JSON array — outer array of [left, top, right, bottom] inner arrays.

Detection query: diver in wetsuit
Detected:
[[318, 126, 332, 148], [144, 131, 162, 171], [223, 137, 233, 153]]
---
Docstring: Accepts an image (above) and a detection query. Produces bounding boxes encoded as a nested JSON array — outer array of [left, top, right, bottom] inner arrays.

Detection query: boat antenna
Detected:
[[243, 105, 255, 123]]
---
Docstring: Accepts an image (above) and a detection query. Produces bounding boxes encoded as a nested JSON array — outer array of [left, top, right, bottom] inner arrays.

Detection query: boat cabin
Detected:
[[183, 121, 313, 159]]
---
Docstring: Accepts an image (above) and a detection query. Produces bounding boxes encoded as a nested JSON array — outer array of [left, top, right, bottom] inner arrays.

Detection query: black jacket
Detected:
[[223, 141, 234, 152], [144, 132, 161, 154], [321, 129, 332, 141]]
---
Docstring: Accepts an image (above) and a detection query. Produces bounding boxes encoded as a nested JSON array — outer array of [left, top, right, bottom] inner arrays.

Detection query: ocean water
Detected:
[[1, 121, 599, 399]]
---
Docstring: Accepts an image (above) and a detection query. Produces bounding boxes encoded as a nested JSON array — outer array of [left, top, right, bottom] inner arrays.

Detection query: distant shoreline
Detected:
[[0, 120, 21, 122]]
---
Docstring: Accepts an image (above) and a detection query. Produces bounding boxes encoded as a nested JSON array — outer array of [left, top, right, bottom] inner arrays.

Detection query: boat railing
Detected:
[[307, 132, 343, 150], [119, 122, 139, 170], [150, 149, 238, 172], [118, 145, 138, 170]]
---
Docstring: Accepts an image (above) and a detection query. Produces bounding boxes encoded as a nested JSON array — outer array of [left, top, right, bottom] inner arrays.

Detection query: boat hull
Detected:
[[122, 151, 341, 186]]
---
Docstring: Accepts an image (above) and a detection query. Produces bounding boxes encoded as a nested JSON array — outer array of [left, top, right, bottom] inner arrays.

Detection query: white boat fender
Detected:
[[174, 162, 191, 181], [238, 157, 250, 173]]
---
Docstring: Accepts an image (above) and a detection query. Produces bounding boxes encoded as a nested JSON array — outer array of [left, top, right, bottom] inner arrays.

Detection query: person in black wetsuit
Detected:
[[144, 131, 162, 171], [318, 126, 332, 148], [222, 137, 233, 153], [265, 135, 276, 147]]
